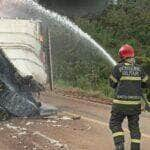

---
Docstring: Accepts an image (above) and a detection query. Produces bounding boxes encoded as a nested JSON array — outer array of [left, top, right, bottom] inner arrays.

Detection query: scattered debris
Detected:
[[0, 127, 4, 130], [23, 146, 28, 149], [72, 115, 81, 120], [18, 131, 27, 135], [46, 120, 57, 123], [51, 124, 62, 127], [61, 116, 72, 120], [12, 135, 17, 139], [5, 124, 18, 131], [85, 124, 92, 131], [33, 131, 69, 149], [40, 104, 58, 117], [26, 122, 34, 126], [5, 123, 27, 136]]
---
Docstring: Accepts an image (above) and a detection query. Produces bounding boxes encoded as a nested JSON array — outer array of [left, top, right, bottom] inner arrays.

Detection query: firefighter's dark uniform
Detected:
[[109, 61, 148, 150]]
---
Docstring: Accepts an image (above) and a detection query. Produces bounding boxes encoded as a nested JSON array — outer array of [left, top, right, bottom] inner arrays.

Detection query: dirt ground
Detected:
[[0, 89, 150, 150]]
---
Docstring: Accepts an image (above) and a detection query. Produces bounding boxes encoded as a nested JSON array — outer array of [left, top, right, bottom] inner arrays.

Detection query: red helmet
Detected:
[[119, 44, 135, 59]]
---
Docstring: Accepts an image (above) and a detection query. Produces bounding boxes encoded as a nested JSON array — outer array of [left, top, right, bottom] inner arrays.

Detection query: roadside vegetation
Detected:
[[53, 0, 150, 99]]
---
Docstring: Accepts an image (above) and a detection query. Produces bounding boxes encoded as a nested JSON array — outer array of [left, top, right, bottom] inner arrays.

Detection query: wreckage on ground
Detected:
[[0, 18, 57, 120]]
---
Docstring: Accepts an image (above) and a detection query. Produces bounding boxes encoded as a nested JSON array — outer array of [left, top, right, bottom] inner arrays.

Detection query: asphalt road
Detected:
[[0, 92, 149, 150], [41, 92, 150, 150]]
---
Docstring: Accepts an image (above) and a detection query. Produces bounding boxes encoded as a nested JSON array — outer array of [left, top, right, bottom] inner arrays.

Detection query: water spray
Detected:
[[0, 0, 117, 66]]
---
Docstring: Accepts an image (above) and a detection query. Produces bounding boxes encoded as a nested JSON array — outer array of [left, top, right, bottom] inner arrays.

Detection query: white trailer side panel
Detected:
[[0, 19, 47, 85]]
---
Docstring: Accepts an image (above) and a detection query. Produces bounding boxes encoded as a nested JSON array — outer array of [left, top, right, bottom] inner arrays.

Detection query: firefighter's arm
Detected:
[[109, 66, 120, 88], [144, 95, 150, 112], [141, 68, 149, 88]]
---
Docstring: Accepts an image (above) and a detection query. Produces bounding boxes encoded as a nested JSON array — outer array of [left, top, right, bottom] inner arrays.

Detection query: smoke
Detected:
[[37, 0, 110, 17], [0, 0, 22, 17], [0, 0, 109, 18]]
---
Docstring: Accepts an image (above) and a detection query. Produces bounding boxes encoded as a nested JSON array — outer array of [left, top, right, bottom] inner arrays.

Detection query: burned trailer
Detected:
[[0, 18, 56, 118]]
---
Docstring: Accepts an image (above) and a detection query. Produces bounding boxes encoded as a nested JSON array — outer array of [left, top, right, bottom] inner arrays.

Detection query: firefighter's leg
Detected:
[[127, 113, 141, 150], [109, 111, 126, 150]]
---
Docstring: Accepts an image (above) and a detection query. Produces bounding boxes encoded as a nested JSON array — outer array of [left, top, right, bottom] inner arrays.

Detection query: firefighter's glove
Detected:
[[145, 101, 150, 112]]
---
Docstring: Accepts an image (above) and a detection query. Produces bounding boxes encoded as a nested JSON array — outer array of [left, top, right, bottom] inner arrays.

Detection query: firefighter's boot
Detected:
[[115, 143, 124, 150]]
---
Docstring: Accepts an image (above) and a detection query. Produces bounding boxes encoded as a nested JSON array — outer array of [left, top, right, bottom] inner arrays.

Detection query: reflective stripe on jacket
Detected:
[[109, 62, 148, 105]]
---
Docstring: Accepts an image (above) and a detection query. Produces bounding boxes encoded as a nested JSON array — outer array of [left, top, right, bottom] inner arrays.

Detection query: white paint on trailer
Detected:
[[0, 19, 47, 85]]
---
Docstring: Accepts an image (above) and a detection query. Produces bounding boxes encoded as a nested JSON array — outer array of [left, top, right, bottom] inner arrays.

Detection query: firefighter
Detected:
[[109, 44, 149, 150]]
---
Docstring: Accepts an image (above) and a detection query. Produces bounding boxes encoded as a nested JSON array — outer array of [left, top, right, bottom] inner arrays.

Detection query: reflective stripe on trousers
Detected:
[[131, 139, 140, 143], [113, 99, 141, 105], [112, 132, 124, 138]]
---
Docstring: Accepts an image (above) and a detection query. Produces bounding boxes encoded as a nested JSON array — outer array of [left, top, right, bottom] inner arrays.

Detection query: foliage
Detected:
[[52, 0, 150, 98]]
